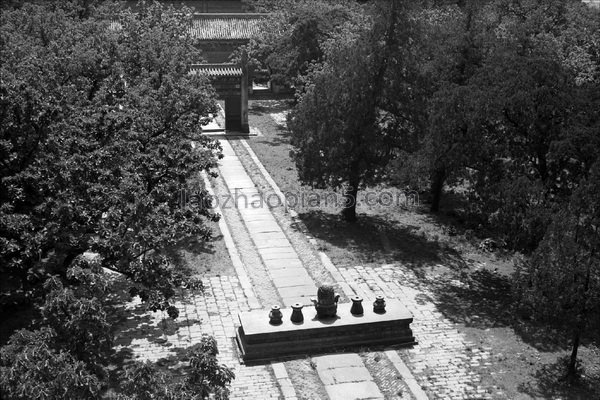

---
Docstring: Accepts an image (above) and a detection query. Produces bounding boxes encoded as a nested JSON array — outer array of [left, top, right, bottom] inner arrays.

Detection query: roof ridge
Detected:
[[191, 63, 238, 67]]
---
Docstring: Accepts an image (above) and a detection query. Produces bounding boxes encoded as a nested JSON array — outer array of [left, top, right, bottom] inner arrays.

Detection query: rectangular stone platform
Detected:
[[236, 300, 416, 362]]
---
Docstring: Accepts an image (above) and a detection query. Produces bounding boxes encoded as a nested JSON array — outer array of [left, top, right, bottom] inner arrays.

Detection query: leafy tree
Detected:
[[424, 2, 489, 213], [185, 336, 236, 399], [0, 264, 116, 397], [514, 162, 600, 380], [0, 328, 103, 400], [117, 336, 234, 400], [289, 0, 420, 221], [1, 264, 237, 399], [0, 0, 219, 313], [240, 0, 362, 86], [391, 0, 599, 223], [1, 1, 233, 398], [387, 1, 492, 212], [118, 361, 173, 400], [466, 0, 600, 250], [40, 262, 113, 373]]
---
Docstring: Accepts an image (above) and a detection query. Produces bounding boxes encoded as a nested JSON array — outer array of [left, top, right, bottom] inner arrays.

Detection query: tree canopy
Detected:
[[1, 0, 233, 397], [288, 0, 422, 221], [1, 0, 220, 314], [282, 0, 600, 377], [241, 0, 364, 87]]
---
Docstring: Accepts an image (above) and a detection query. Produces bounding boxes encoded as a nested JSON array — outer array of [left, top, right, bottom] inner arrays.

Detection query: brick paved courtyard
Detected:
[[113, 137, 506, 399]]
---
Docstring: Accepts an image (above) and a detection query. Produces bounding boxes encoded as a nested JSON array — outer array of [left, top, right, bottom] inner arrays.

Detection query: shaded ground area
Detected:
[[301, 211, 450, 271], [178, 221, 237, 278], [245, 99, 600, 399]]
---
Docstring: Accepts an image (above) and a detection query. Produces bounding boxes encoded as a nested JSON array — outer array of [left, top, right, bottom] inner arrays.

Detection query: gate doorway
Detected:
[[190, 63, 249, 133]]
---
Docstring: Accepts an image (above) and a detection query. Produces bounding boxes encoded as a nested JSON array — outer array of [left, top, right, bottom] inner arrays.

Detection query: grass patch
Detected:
[[178, 221, 235, 278]]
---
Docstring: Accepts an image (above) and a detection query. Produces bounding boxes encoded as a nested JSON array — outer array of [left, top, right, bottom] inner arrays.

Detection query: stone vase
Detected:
[[290, 303, 304, 323], [373, 295, 386, 314], [269, 305, 283, 325], [350, 296, 364, 315]]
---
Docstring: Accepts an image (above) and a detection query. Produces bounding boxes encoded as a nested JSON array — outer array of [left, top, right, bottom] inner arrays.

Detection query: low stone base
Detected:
[[236, 300, 416, 362]]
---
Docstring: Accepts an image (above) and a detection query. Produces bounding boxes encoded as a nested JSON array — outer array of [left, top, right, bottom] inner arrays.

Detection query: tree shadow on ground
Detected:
[[431, 269, 514, 327], [108, 340, 231, 397], [231, 124, 292, 148], [247, 100, 293, 148], [249, 100, 292, 115], [164, 236, 218, 263], [298, 210, 465, 278], [251, 123, 291, 148], [112, 306, 202, 349], [428, 269, 576, 352], [108, 275, 205, 357], [298, 210, 594, 355], [517, 355, 600, 399], [161, 233, 234, 277]]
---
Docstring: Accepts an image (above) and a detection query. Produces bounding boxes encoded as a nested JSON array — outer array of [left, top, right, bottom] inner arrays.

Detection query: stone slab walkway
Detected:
[[314, 354, 384, 400], [219, 140, 317, 308]]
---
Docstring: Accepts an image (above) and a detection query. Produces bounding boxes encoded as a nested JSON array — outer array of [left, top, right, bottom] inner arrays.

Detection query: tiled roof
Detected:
[[190, 63, 242, 77], [109, 13, 266, 40], [190, 13, 265, 41]]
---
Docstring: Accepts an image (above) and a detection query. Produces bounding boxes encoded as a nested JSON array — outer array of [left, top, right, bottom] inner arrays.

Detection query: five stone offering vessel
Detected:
[[311, 284, 340, 319], [236, 286, 416, 362]]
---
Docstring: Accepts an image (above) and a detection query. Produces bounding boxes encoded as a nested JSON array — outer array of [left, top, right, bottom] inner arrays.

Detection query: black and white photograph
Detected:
[[1, 0, 599, 399]]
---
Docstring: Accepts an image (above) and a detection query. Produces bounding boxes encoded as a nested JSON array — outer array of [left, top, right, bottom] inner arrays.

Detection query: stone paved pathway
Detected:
[[314, 354, 384, 400], [218, 139, 388, 399], [219, 140, 317, 308], [113, 134, 506, 399], [114, 277, 282, 399]]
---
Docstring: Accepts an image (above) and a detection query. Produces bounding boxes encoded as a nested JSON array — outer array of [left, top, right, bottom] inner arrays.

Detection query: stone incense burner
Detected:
[[311, 284, 340, 319]]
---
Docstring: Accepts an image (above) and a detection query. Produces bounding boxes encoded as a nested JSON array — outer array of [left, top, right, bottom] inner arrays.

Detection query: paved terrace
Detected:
[[113, 135, 504, 399]]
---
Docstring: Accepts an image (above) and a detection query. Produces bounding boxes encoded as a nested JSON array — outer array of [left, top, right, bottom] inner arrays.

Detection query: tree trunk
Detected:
[[342, 163, 360, 222], [430, 168, 446, 212], [567, 328, 581, 381], [341, 184, 359, 222]]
